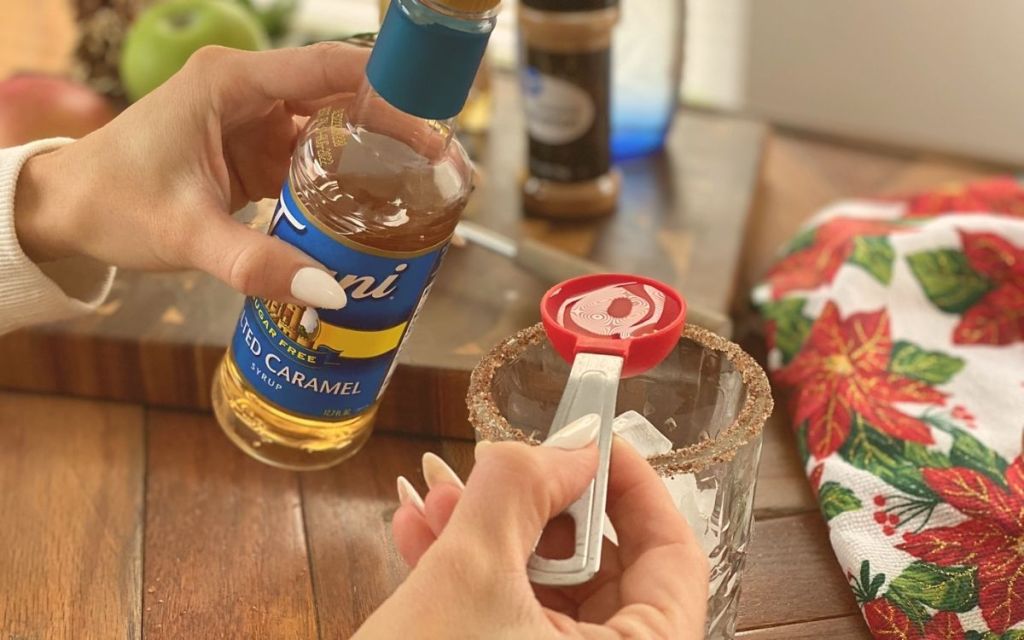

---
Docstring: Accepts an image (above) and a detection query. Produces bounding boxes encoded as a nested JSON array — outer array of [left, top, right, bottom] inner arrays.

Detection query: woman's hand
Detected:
[[356, 418, 710, 639], [14, 43, 370, 308]]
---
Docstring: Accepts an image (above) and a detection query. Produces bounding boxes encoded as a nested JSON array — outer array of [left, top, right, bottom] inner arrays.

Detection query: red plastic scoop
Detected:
[[541, 273, 686, 376], [528, 274, 686, 586]]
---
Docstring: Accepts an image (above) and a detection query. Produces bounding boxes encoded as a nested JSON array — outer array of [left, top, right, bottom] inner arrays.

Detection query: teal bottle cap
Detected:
[[367, 0, 494, 120]]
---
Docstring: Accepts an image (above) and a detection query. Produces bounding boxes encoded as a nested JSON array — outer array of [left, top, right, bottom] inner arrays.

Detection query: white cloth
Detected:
[[0, 139, 114, 334], [753, 179, 1024, 635]]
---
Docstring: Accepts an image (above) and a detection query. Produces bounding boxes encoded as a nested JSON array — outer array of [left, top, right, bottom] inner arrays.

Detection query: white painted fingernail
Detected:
[[474, 440, 493, 458], [290, 267, 347, 309], [543, 413, 601, 450], [396, 476, 425, 514], [422, 452, 465, 489]]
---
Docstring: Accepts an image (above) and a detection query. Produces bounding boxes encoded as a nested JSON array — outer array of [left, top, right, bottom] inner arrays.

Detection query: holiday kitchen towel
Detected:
[[752, 177, 1024, 638]]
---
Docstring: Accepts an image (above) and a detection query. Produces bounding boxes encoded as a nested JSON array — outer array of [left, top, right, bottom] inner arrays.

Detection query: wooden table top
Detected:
[[0, 389, 850, 639]]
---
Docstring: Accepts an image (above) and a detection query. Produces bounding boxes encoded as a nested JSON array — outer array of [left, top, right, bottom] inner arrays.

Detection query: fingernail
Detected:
[[422, 452, 465, 489], [396, 476, 425, 514], [474, 440, 492, 458], [290, 267, 347, 309], [543, 413, 601, 450]]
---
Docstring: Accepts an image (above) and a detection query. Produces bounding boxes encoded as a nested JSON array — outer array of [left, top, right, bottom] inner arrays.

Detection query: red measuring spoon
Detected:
[[528, 274, 686, 586]]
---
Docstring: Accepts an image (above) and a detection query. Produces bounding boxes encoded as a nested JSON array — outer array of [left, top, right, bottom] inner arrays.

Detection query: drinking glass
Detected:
[[467, 323, 772, 640]]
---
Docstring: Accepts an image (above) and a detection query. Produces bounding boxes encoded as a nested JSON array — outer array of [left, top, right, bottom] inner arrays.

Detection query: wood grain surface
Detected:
[[301, 435, 440, 638], [0, 75, 766, 436], [738, 512, 860, 630], [0, 392, 144, 639], [749, 407, 816, 518], [0, 391, 869, 638], [142, 410, 318, 639], [737, 614, 870, 639]]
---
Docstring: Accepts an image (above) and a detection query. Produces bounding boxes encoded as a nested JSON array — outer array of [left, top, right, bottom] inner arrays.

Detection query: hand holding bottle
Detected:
[[14, 43, 371, 309]]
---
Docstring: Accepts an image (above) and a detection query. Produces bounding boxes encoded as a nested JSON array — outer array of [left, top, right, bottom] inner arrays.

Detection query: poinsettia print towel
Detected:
[[752, 177, 1024, 638]]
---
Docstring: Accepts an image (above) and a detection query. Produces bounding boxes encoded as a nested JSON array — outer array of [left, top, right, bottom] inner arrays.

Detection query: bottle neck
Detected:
[[346, 75, 456, 162]]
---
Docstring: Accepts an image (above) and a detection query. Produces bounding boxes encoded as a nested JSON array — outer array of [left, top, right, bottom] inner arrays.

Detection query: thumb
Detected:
[[438, 414, 601, 568], [191, 214, 347, 309]]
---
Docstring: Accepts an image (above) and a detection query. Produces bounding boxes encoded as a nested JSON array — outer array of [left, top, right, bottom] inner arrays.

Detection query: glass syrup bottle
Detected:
[[212, 0, 498, 470]]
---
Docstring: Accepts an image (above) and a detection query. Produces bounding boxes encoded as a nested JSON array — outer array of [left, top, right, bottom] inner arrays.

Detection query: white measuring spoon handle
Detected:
[[527, 352, 623, 586]]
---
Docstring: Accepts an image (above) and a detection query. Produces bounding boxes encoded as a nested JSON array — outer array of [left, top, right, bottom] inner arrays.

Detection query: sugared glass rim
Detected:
[[466, 323, 774, 475]]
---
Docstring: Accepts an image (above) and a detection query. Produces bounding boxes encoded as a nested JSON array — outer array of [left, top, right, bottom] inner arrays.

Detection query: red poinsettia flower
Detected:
[[952, 230, 1024, 345], [864, 597, 917, 639], [809, 463, 825, 497], [863, 598, 965, 639], [898, 456, 1024, 633], [921, 611, 966, 639], [901, 177, 1024, 219], [767, 217, 906, 298], [860, 598, 962, 634], [776, 303, 946, 459]]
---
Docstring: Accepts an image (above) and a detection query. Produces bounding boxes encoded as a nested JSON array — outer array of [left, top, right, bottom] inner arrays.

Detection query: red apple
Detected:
[[0, 74, 116, 148]]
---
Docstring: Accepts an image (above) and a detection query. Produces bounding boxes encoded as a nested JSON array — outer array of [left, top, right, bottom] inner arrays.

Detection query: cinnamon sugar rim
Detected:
[[466, 323, 773, 475]]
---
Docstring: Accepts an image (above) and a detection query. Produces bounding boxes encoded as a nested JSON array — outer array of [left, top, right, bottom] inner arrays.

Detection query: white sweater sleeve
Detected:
[[0, 139, 116, 335]]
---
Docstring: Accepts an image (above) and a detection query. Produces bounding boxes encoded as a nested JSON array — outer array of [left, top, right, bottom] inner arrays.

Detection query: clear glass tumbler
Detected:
[[467, 323, 772, 640]]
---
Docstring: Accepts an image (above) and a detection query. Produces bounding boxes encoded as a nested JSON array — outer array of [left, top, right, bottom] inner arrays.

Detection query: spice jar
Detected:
[[519, 0, 621, 219]]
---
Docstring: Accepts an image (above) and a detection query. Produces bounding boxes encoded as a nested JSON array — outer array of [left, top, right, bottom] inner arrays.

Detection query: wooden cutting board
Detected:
[[0, 75, 766, 439]]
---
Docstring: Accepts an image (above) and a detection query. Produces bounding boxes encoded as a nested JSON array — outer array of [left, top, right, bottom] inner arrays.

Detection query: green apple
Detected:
[[234, 0, 298, 39], [120, 0, 269, 102]]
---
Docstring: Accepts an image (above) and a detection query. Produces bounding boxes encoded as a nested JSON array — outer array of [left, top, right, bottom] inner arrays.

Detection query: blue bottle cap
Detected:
[[366, 0, 494, 120]]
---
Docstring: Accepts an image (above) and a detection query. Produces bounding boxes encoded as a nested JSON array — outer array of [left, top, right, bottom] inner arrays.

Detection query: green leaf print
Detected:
[[870, 573, 886, 597], [902, 442, 952, 470], [850, 560, 886, 605], [848, 236, 895, 284], [886, 589, 930, 628], [921, 410, 1010, 487], [950, 429, 1010, 488], [906, 249, 992, 313], [887, 562, 978, 613], [963, 633, 1024, 640], [839, 415, 936, 499], [818, 482, 862, 521], [889, 341, 965, 385], [795, 424, 810, 465], [760, 298, 814, 364], [786, 226, 817, 255]]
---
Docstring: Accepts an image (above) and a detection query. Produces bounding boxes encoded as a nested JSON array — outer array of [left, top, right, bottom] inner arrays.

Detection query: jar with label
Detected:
[[519, 0, 621, 219]]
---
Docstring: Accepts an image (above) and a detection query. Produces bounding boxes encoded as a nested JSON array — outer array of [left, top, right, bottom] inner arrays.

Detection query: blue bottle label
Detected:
[[229, 180, 448, 419]]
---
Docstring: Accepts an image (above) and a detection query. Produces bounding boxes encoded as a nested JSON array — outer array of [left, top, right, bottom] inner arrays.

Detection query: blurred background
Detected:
[[4, 0, 1023, 164]]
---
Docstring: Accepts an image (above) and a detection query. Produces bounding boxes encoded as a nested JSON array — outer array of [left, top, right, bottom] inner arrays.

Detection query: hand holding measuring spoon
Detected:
[[353, 276, 708, 639]]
